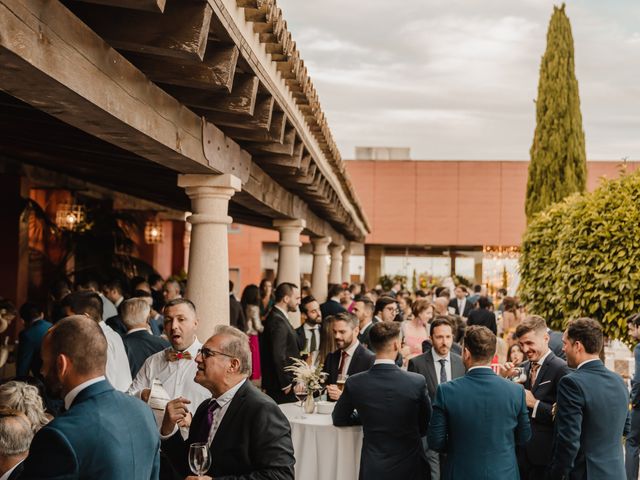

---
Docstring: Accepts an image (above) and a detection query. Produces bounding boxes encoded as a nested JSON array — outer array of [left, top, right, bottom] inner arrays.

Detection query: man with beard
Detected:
[[260, 283, 302, 404], [21, 316, 160, 479], [323, 312, 375, 401], [296, 296, 323, 366]]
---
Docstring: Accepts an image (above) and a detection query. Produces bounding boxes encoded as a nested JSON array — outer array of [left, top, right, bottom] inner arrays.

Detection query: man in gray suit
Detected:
[[409, 316, 464, 479]]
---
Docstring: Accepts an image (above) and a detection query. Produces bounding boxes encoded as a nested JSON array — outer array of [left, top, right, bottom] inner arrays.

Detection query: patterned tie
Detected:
[[165, 349, 192, 362], [439, 359, 448, 384], [337, 350, 349, 375], [196, 400, 220, 443], [530, 362, 540, 387]]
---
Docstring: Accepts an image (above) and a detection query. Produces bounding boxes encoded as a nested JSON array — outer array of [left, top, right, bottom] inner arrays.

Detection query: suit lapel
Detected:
[[211, 381, 250, 448], [451, 355, 465, 379], [532, 351, 555, 392], [424, 354, 438, 393], [347, 345, 362, 376]]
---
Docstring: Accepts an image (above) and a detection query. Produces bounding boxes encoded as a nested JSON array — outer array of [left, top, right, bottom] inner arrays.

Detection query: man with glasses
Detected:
[[162, 325, 294, 479]]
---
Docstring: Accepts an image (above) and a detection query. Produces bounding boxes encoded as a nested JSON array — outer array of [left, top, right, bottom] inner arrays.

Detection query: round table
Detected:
[[279, 402, 363, 480]]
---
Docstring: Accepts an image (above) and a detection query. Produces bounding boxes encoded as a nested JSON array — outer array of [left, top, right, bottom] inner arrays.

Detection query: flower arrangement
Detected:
[[284, 358, 328, 392]]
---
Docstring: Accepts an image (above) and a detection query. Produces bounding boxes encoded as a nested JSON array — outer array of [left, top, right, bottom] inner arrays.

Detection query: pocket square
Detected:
[[538, 380, 551, 386]]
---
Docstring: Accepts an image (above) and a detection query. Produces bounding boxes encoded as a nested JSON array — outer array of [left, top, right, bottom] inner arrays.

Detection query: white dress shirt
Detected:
[[127, 338, 210, 417], [64, 376, 106, 410], [431, 349, 452, 384], [374, 359, 395, 366], [457, 298, 467, 316], [206, 378, 246, 445], [0, 460, 24, 480], [99, 293, 118, 320], [339, 340, 360, 375], [99, 322, 132, 392], [577, 358, 600, 369], [302, 323, 321, 365]]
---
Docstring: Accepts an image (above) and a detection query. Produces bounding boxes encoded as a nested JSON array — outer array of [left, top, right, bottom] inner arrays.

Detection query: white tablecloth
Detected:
[[279, 402, 363, 480]]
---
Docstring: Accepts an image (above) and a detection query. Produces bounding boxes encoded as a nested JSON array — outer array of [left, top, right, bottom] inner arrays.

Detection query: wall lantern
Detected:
[[55, 203, 86, 231], [144, 220, 164, 244]]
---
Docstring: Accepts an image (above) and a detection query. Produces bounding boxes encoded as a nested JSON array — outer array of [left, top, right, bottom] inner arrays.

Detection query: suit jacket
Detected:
[[320, 299, 346, 319], [408, 350, 465, 401], [16, 319, 52, 377], [21, 380, 160, 479], [163, 380, 294, 480], [428, 368, 531, 479], [123, 330, 171, 378], [333, 364, 431, 480], [548, 330, 566, 361], [549, 360, 629, 480], [323, 343, 375, 385], [6, 461, 23, 480], [466, 309, 497, 335], [260, 307, 300, 402], [448, 298, 472, 317], [106, 314, 128, 337], [519, 351, 570, 467], [357, 322, 375, 350], [229, 294, 247, 332]]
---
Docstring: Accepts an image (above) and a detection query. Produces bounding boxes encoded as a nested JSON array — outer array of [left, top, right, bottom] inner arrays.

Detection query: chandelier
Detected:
[[55, 203, 86, 231]]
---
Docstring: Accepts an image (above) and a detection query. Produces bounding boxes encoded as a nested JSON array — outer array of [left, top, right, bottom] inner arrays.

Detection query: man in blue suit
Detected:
[[549, 317, 629, 480], [333, 321, 431, 480], [20, 315, 160, 479], [428, 325, 531, 479], [16, 302, 52, 377]]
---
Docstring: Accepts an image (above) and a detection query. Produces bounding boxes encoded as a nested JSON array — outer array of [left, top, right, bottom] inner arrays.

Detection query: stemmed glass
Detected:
[[293, 380, 309, 419], [188, 442, 212, 477]]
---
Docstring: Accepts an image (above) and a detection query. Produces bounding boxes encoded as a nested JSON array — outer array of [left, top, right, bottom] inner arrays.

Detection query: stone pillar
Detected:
[[273, 219, 306, 286], [341, 242, 351, 284], [364, 245, 383, 288], [178, 174, 241, 339], [310, 236, 331, 302], [329, 244, 345, 285]]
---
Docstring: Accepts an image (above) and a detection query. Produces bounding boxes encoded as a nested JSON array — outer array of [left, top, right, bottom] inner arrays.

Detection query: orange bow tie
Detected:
[[166, 350, 192, 362]]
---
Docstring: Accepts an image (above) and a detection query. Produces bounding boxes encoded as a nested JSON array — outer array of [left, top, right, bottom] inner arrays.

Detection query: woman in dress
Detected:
[[241, 284, 263, 381], [258, 279, 274, 321], [401, 299, 433, 362]]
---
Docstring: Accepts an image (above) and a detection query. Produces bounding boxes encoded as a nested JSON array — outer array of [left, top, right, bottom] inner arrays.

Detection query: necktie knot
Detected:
[[166, 349, 192, 362]]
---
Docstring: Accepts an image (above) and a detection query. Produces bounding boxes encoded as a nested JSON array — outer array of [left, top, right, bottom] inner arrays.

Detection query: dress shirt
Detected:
[[99, 293, 118, 321], [530, 349, 552, 418], [431, 349, 452, 384], [64, 376, 106, 410], [127, 327, 150, 335], [468, 366, 493, 372], [374, 359, 396, 366], [458, 298, 467, 316], [338, 340, 360, 375], [0, 460, 23, 480], [113, 296, 124, 309], [127, 338, 210, 418], [99, 321, 132, 392], [206, 379, 246, 445], [302, 323, 321, 365], [577, 358, 600, 369]]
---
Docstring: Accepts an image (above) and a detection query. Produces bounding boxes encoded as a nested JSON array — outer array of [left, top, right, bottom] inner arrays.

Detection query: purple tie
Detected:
[[196, 400, 220, 443]]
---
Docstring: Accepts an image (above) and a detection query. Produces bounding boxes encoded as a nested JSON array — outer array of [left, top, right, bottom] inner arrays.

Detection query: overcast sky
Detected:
[[278, 0, 640, 160]]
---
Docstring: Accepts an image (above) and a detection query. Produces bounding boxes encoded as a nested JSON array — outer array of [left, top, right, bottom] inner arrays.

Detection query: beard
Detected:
[[43, 367, 64, 400]]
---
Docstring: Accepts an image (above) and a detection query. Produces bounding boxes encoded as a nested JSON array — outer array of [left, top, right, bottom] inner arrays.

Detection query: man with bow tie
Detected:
[[127, 298, 210, 430], [295, 295, 323, 366]]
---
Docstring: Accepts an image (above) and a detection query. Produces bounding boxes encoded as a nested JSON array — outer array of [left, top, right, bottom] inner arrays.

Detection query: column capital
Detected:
[[310, 236, 332, 255], [273, 218, 306, 230], [178, 173, 242, 190], [330, 244, 345, 258]]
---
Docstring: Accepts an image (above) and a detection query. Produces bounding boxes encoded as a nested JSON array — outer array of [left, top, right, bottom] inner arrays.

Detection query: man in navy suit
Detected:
[[21, 315, 160, 479], [320, 284, 348, 319], [428, 325, 531, 479], [549, 317, 630, 480], [16, 302, 52, 377], [333, 321, 431, 480]]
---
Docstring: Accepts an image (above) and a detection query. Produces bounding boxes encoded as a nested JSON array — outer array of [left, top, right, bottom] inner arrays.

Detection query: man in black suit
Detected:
[[353, 296, 375, 350], [104, 278, 128, 336], [0, 407, 32, 480], [448, 286, 472, 318], [162, 325, 294, 479], [333, 322, 431, 480], [323, 312, 375, 401], [506, 315, 569, 480], [295, 295, 323, 365], [260, 282, 301, 404], [466, 296, 497, 335], [409, 316, 464, 479], [549, 317, 629, 480], [320, 284, 348, 319], [228, 281, 246, 332], [547, 328, 566, 360], [121, 298, 170, 377]]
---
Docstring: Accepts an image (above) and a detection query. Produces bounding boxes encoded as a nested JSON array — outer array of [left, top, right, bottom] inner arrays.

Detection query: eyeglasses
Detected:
[[197, 347, 235, 360]]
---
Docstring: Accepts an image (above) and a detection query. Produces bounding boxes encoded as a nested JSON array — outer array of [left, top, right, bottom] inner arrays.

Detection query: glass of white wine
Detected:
[[188, 442, 212, 477]]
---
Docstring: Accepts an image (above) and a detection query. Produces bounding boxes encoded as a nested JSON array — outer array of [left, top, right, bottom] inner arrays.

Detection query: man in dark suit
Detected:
[[428, 325, 531, 479], [409, 316, 465, 479], [448, 286, 472, 318], [104, 278, 128, 336], [21, 315, 160, 479], [0, 407, 32, 480], [353, 296, 375, 350], [16, 302, 52, 377], [228, 281, 246, 332], [507, 315, 570, 480], [549, 318, 630, 480], [466, 296, 497, 335], [548, 328, 566, 360], [333, 322, 431, 480], [260, 282, 301, 404], [121, 298, 170, 377], [323, 312, 375, 401], [295, 295, 323, 365], [162, 326, 294, 479], [626, 313, 640, 480], [320, 284, 348, 319]]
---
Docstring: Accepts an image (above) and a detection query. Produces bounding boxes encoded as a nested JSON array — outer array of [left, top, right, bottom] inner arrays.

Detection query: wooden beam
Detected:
[[125, 45, 239, 91], [69, 2, 213, 61], [201, 95, 273, 130], [74, 0, 166, 13], [246, 127, 296, 155]]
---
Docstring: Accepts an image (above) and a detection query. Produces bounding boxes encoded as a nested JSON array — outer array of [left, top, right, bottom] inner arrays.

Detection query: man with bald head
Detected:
[[21, 315, 160, 479], [0, 407, 32, 480]]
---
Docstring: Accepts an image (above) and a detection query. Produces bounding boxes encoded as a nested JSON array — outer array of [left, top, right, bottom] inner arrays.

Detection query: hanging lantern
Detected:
[[144, 220, 164, 244], [55, 203, 86, 231]]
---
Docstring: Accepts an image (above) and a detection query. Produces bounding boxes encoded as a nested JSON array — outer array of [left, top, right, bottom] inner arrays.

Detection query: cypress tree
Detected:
[[525, 3, 586, 221]]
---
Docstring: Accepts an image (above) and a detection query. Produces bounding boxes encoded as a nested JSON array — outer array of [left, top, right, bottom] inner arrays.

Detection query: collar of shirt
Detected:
[[360, 321, 373, 333], [0, 460, 24, 480], [343, 340, 359, 357], [114, 297, 124, 308], [534, 349, 552, 367], [303, 323, 319, 332], [374, 359, 395, 365], [431, 348, 451, 364], [577, 358, 600, 370], [64, 376, 106, 410], [127, 327, 150, 335], [213, 378, 246, 409], [331, 297, 341, 303], [274, 305, 289, 318], [468, 366, 493, 372]]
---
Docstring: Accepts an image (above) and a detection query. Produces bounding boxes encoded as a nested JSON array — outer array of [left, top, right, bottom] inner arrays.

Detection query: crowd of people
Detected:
[[0, 274, 635, 479]]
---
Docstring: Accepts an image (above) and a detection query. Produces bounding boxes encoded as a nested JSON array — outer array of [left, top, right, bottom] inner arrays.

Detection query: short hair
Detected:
[[627, 313, 640, 327], [211, 325, 252, 376], [369, 321, 401, 353], [229, 280, 234, 293], [498, 288, 508, 296], [0, 407, 33, 456], [437, 288, 451, 299], [411, 299, 433, 318], [327, 284, 345, 300], [566, 318, 603, 355], [300, 296, 317, 315], [430, 316, 454, 336], [374, 296, 397, 316], [354, 295, 374, 311], [47, 315, 107, 375], [0, 381, 48, 432], [164, 279, 182, 293], [163, 298, 196, 314], [61, 291, 103, 322], [131, 289, 153, 300], [104, 278, 123, 294], [414, 289, 427, 298], [478, 296, 492, 310], [332, 312, 358, 330], [76, 278, 99, 291], [19, 302, 43, 323], [464, 325, 496, 363], [515, 315, 548, 338], [148, 273, 163, 286], [502, 296, 518, 313], [121, 298, 151, 329], [473, 284, 482, 294], [274, 283, 298, 303]]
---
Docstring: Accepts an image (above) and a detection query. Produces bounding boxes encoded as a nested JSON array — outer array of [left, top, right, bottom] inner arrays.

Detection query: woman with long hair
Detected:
[[241, 284, 263, 381], [258, 279, 274, 321], [501, 296, 522, 338], [401, 299, 433, 361]]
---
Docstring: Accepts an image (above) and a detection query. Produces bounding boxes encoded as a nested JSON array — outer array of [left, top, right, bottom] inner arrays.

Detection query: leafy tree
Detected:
[[525, 3, 586, 221]]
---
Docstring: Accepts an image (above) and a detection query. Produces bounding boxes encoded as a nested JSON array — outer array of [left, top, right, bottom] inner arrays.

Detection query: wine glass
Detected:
[[293, 380, 308, 419], [188, 442, 211, 477]]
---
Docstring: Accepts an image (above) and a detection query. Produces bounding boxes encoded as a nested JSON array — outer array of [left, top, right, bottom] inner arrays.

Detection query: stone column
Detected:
[[329, 244, 345, 285], [178, 174, 241, 339], [341, 242, 351, 284], [273, 219, 306, 286], [310, 236, 331, 302]]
